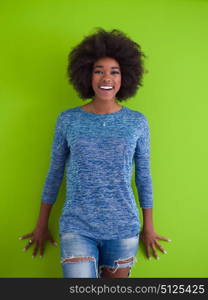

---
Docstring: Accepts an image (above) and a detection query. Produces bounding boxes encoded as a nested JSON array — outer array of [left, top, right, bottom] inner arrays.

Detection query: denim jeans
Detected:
[[60, 232, 140, 278]]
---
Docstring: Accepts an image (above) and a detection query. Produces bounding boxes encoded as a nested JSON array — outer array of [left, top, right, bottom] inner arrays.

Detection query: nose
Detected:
[[102, 77, 112, 84]]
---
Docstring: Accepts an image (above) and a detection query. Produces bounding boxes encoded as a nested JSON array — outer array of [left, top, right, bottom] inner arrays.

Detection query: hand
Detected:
[[140, 228, 171, 260], [19, 226, 57, 258]]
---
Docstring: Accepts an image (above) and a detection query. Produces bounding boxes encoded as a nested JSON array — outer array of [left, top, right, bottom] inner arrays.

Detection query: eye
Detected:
[[94, 70, 120, 74]]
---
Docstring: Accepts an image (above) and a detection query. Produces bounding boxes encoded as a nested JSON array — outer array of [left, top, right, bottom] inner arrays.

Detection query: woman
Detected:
[[19, 28, 171, 278]]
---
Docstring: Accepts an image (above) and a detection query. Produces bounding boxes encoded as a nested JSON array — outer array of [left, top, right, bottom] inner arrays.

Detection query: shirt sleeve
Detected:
[[134, 115, 153, 208], [41, 112, 70, 204]]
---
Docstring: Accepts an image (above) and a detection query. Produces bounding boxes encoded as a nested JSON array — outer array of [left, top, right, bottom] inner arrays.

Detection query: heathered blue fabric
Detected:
[[41, 105, 153, 239]]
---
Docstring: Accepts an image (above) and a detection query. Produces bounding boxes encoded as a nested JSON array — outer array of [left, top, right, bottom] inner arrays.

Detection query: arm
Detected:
[[134, 115, 170, 259], [134, 115, 153, 211], [142, 207, 154, 231], [134, 117, 154, 231], [36, 112, 69, 229], [20, 112, 69, 257], [35, 202, 53, 229], [41, 111, 70, 204]]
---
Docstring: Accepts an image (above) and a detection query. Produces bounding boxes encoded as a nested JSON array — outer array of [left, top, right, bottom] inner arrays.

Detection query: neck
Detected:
[[90, 98, 121, 114]]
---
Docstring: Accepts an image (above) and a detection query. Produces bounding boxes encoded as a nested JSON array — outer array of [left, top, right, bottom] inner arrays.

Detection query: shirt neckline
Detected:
[[78, 105, 125, 116]]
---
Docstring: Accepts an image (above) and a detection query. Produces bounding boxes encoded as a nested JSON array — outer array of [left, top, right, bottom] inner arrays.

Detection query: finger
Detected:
[[32, 243, 39, 258], [145, 245, 152, 260], [19, 233, 33, 240], [23, 239, 34, 251], [48, 236, 57, 246], [156, 235, 172, 242], [155, 240, 167, 254], [151, 244, 160, 260], [39, 244, 45, 258]]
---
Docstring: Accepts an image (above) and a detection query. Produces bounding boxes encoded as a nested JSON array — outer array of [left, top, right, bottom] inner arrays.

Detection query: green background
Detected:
[[0, 0, 208, 278]]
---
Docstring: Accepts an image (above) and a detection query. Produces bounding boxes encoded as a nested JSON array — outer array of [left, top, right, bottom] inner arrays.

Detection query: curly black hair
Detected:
[[67, 27, 148, 102]]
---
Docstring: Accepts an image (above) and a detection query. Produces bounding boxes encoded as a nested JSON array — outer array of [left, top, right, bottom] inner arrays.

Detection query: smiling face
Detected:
[[91, 57, 121, 102]]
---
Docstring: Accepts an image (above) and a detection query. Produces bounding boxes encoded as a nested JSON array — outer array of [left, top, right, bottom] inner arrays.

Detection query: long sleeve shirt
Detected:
[[41, 105, 153, 239]]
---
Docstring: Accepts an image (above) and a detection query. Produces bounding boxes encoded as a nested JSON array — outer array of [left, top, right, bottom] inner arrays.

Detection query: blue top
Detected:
[[41, 105, 153, 239]]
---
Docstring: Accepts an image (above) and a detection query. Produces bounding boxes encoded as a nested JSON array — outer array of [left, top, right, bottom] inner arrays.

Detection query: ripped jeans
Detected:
[[60, 232, 140, 278]]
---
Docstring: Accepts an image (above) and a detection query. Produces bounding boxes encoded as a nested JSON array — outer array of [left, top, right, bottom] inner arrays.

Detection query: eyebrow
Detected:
[[94, 65, 120, 69]]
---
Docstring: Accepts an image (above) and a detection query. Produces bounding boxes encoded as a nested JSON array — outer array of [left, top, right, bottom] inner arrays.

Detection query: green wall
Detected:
[[0, 0, 208, 277]]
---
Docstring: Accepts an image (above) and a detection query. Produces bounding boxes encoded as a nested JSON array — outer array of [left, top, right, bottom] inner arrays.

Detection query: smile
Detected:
[[99, 86, 114, 91]]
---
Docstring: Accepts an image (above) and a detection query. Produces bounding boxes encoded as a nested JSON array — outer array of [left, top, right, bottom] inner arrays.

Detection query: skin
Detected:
[[19, 57, 171, 278], [19, 202, 55, 258], [82, 56, 122, 113], [141, 208, 171, 260]]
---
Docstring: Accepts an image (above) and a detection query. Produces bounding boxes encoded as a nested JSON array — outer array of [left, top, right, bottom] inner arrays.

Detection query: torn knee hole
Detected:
[[101, 257, 134, 273], [61, 256, 95, 263], [117, 257, 134, 264]]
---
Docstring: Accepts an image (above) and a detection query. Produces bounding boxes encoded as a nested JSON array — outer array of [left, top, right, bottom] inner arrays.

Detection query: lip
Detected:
[[99, 85, 114, 89], [99, 85, 114, 88]]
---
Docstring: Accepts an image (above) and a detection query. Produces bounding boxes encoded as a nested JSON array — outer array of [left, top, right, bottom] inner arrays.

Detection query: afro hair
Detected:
[[67, 27, 148, 102]]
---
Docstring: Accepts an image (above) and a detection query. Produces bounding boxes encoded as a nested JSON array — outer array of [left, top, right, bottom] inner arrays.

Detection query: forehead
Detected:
[[93, 57, 120, 68]]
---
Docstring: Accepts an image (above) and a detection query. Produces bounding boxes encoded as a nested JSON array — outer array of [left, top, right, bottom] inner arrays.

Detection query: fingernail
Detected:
[[168, 239, 172, 242], [163, 250, 167, 254], [157, 256, 160, 260], [19, 236, 22, 240]]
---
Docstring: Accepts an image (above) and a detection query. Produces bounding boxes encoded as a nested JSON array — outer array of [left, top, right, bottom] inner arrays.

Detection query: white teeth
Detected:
[[100, 86, 113, 90]]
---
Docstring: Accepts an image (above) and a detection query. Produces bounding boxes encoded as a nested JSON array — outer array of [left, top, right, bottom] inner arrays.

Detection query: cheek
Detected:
[[116, 78, 122, 89], [92, 75, 99, 87]]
